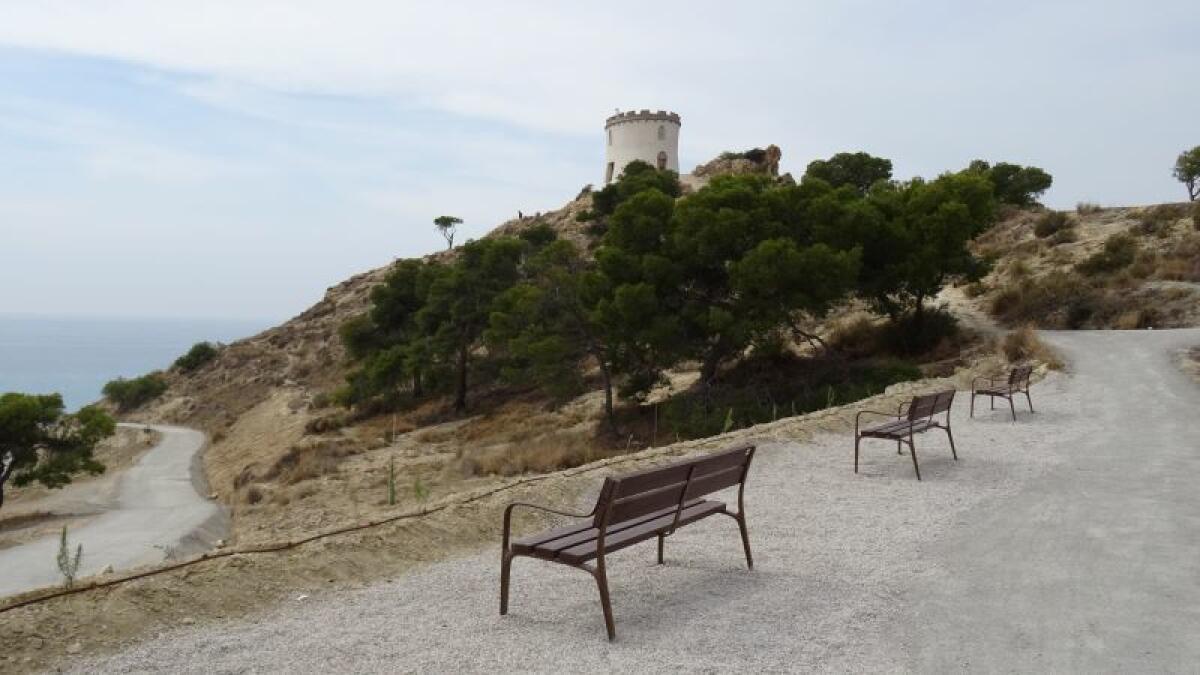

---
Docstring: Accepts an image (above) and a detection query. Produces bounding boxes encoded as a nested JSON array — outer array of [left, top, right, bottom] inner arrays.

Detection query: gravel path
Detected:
[[71, 330, 1200, 673]]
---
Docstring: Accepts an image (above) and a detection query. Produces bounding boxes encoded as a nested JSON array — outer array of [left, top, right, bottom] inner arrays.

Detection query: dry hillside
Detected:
[[106, 164, 1197, 548], [969, 203, 1200, 329]]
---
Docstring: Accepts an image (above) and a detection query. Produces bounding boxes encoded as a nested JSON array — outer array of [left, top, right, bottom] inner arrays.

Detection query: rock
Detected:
[[66, 642, 82, 655], [101, 565, 114, 574], [181, 617, 195, 626], [215, 539, 226, 548], [29, 637, 44, 650]]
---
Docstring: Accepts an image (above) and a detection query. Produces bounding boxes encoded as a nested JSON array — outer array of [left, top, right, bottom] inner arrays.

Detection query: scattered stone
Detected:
[[180, 617, 195, 626], [66, 642, 82, 655], [29, 637, 44, 650]]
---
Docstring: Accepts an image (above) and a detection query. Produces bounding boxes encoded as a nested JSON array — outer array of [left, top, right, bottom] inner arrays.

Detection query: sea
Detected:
[[0, 315, 270, 411]]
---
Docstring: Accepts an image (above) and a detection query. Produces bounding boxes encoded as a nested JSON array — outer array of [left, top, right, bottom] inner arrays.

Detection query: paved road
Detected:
[[0, 424, 223, 599], [905, 329, 1200, 672]]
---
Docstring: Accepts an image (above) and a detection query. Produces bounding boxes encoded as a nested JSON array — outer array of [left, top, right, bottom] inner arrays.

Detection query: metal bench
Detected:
[[971, 365, 1034, 421], [854, 390, 957, 481], [500, 445, 756, 640]]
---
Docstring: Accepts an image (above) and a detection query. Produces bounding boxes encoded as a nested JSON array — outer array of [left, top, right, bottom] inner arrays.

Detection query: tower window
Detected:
[[607, 129, 612, 145], [657, 125, 665, 140], [657, 151, 668, 170]]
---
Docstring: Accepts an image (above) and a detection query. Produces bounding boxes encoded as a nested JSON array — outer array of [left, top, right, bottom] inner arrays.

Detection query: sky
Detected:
[[1, 1, 1196, 323]]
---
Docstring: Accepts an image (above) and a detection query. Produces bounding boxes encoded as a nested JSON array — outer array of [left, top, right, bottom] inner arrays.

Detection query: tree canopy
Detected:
[[804, 152, 893, 194], [591, 160, 681, 217], [338, 150, 1013, 430], [1173, 146, 1200, 201], [433, 215, 462, 250], [0, 393, 115, 510], [967, 160, 1052, 207]]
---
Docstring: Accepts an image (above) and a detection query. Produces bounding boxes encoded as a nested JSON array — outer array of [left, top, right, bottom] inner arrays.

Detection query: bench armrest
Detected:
[[971, 376, 1001, 392], [856, 409, 899, 434], [502, 501, 596, 551]]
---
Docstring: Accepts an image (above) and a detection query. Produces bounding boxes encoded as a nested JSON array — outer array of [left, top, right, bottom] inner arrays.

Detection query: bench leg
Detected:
[[908, 439, 921, 481], [945, 426, 958, 461], [990, 395, 995, 410], [970, 392, 975, 418], [593, 564, 616, 641], [1025, 390, 1034, 413], [896, 439, 903, 455], [737, 513, 754, 570], [1008, 395, 1017, 422], [854, 435, 860, 474], [657, 534, 665, 565], [500, 551, 513, 615]]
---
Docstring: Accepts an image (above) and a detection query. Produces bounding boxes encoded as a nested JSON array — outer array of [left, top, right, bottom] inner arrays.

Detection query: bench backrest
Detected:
[[1009, 365, 1033, 387], [594, 445, 755, 528], [906, 389, 955, 421]]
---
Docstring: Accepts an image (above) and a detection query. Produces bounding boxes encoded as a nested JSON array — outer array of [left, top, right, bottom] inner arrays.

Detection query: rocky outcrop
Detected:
[[691, 144, 782, 179]]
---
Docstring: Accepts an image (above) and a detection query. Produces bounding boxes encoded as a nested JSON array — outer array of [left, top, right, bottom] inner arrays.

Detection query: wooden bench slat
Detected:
[[513, 499, 708, 557], [608, 482, 690, 523], [556, 499, 725, 564]]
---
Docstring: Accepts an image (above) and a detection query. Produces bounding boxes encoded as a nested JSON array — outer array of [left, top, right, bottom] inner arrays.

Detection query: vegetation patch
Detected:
[[1077, 233, 1138, 276], [173, 342, 220, 373], [102, 373, 168, 411], [1033, 211, 1071, 238], [1001, 325, 1064, 370], [641, 353, 921, 442]]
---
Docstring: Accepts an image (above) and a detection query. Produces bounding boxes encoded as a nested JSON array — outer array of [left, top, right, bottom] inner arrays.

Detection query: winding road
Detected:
[[0, 424, 224, 599]]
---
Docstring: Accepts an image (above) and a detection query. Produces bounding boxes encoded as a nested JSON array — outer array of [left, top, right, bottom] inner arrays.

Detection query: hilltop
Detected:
[[105, 156, 1199, 548]]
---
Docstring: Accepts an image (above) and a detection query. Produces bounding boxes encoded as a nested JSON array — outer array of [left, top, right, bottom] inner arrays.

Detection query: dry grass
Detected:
[[458, 430, 613, 477], [1076, 202, 1103, 215], [1001, 325, 1064, 370]]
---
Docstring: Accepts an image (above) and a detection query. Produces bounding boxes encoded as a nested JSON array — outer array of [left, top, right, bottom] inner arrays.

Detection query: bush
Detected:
[[1076, 202, 1103, 215], [173, 341, 219, 373], [1192, 202, 1200, 231], [1001, 325, 1063, 369], [1034, 211, 1071, 238], [1048, 227, 1078, 245], [989, 271, 1100, 328], [1077, 234, 1137, 275], [102, 373, 168, 411], [654, 355, 921, 441], [1136, 204, 1186, 236]]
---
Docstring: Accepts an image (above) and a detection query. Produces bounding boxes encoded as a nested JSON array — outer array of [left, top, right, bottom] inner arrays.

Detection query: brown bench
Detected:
[[971, 365, 1034, 421], [500, 445, 756, 640], [854, 390, 957, 481]]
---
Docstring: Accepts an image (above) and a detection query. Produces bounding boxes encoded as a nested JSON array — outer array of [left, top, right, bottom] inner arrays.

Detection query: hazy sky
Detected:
[[1, 1, 1196, 322]]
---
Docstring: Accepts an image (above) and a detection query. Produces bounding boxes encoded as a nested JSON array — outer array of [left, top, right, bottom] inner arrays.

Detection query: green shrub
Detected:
[[1076, 202, 1103, 215], [1034, 211, 1071, 238], [102, 373, 168, 411], [173, 341, 219, 373], [655, 355, 921, 441], [1077, 234, 1138, 275], [1192, 202, 1200, 231]]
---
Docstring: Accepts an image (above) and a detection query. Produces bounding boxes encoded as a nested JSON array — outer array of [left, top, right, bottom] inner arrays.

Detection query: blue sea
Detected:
[[0, 315, 269, 411]]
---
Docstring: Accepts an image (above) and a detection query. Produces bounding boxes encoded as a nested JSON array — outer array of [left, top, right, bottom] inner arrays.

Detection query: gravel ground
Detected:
[[71, 370, 1079, 673]]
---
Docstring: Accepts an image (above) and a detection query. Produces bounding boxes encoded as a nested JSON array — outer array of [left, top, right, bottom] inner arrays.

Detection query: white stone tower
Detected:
[[603, 109, 681, 184]]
